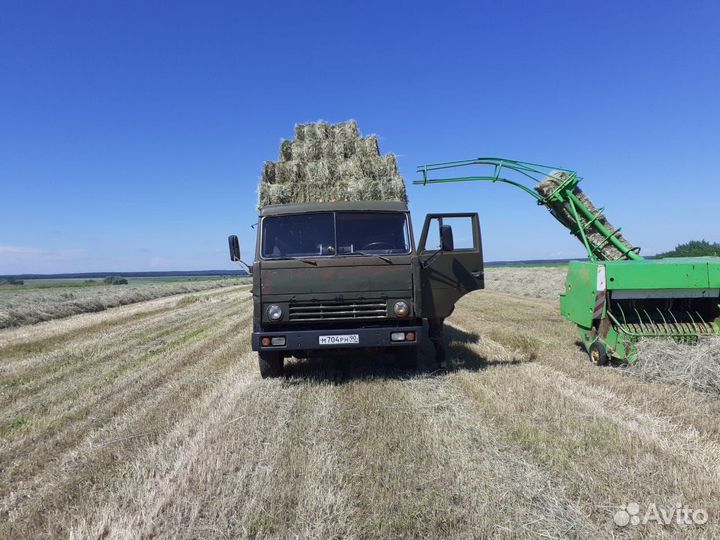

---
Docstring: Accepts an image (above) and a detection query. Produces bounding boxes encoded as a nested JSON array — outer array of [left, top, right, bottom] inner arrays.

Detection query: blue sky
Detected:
[[1, 0, 718, 274]]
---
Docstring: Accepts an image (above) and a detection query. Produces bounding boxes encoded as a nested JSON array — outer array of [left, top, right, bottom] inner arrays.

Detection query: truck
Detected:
[[228, 200, 484, 377]]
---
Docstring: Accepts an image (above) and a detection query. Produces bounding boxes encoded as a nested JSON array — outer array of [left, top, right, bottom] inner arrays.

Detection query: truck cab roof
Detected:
[[259, 200, 409, 217]]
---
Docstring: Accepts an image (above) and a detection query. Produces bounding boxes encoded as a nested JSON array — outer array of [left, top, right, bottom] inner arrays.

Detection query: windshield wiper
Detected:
[[267, 257, 317, 266], [346, 251, 393, 264]]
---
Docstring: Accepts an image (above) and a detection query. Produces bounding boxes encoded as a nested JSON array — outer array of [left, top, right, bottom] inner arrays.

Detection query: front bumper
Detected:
[[252, 325, 422, 352]]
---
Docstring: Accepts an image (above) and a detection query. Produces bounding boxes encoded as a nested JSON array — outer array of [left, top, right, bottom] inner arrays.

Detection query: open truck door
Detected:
[[417, 213, 484, 318]]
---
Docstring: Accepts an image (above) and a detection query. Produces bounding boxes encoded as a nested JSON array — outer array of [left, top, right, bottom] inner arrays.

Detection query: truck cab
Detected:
[[229, 200, 484, 377]]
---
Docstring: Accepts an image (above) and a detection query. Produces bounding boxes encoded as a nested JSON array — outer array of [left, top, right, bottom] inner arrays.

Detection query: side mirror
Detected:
[[228, 235, 241, 261], [440, 225, 454, 251]]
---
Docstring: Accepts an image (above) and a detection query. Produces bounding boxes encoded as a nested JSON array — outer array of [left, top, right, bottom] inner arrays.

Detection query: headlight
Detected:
[[393, 300, 410, 317], [267, 305, 283, 320]]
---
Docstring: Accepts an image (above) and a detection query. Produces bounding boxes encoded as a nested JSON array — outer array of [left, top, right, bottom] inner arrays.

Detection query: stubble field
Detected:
[[1, 267, 719, 539]]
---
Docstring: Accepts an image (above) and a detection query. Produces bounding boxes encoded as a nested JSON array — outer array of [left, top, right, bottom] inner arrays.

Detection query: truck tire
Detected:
[[588, 341, 608, 366], [258, 351, 284, 378], [395, 346, 418, 371]]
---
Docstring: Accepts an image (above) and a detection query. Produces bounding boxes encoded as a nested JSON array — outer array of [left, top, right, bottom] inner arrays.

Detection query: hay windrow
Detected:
[[258, 120, 407, 208], [627, 337, 720, 394], [535, 171, 637, 261], [0, 279, 246, 329]]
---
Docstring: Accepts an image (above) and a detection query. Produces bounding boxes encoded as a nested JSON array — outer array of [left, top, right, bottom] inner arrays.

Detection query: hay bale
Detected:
[[258, 120, 407, 208], [536, 172, 637, 261], [279, 140, 293, 161], [626, 337, 720, 394]]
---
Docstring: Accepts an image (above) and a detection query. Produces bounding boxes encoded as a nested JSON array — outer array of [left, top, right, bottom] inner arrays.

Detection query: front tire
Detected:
[[258, 351, 284, 378], [588, 341, 608, 366], [395, 346, 418, 371]]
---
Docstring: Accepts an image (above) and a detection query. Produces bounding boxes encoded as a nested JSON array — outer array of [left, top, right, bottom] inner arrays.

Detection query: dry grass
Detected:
[[484, 266, 567, 300], [626, 337, 720, 394], [1, 277, 719, 538], [0, 279, 246, 328]]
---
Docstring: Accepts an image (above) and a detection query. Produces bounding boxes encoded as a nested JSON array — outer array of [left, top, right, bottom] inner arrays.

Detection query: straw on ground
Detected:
[[1, 271, 719, 539]]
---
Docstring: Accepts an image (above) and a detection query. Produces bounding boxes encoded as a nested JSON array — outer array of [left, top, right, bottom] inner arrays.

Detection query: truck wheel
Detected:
[[258, 351, 284, 378], [395, 346, 418, 370], [588, 341, 608, 366]]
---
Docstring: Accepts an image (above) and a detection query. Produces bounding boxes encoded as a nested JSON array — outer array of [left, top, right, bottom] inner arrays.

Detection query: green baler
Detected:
[[414, 157, 720, 364], [562, 258, 720, 363]]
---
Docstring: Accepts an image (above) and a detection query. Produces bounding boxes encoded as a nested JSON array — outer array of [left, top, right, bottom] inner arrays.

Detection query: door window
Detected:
[[424, 219, 441, 251], [421, 215, 476, 252], [441, 216, 475, 250]]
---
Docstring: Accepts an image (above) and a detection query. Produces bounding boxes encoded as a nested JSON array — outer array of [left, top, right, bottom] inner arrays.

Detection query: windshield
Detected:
[[261, 212, 410, 258]]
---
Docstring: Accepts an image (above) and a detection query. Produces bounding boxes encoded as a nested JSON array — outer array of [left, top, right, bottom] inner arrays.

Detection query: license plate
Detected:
[[319, 334, 359, 345]]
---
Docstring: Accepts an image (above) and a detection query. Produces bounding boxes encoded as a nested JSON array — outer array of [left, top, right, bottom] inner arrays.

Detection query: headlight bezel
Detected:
[[393, 300, 410, 317], [266, 304, 283, 321]]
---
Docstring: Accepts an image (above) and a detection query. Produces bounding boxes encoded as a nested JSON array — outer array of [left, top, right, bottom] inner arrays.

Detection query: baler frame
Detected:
[[414, 157, 720, 364]]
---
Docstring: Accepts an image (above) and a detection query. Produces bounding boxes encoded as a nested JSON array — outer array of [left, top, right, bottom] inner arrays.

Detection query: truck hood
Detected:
[[260, 258, 413, 297]]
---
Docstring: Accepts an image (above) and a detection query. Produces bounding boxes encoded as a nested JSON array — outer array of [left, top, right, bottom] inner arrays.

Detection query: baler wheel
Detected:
[[588, 341, 608, 366]]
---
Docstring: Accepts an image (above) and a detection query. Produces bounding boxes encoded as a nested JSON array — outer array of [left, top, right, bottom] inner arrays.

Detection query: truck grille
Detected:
[[288, 300, 388, 322]]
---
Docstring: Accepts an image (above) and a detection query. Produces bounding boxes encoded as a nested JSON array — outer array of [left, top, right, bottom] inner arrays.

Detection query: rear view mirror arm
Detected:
[[228, 234, 253, 275], [233, 259, 253, 274]]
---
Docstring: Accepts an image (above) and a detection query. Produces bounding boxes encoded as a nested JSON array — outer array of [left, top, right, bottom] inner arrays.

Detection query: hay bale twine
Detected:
[[258, 120, 407, 208]]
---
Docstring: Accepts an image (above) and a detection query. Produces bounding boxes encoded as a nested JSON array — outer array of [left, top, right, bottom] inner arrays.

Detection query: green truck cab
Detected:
[[229, 200, 484, 377]]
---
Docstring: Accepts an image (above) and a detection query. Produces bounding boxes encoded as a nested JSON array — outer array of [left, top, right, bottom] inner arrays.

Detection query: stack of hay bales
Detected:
[[258, 120, 408, 208], [535, 171, 638, 260]]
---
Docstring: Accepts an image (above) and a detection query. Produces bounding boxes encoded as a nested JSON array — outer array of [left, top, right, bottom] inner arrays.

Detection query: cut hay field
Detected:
[[0, 277, 249, 329], [1, 269, 719, 539]]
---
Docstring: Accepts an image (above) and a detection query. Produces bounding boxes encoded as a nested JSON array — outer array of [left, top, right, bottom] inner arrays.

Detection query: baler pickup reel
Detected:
[[415, 157, 720, 364]]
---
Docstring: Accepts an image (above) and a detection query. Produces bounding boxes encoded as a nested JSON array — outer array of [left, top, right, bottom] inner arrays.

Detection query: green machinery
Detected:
[[415, 157, 720, 364]]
